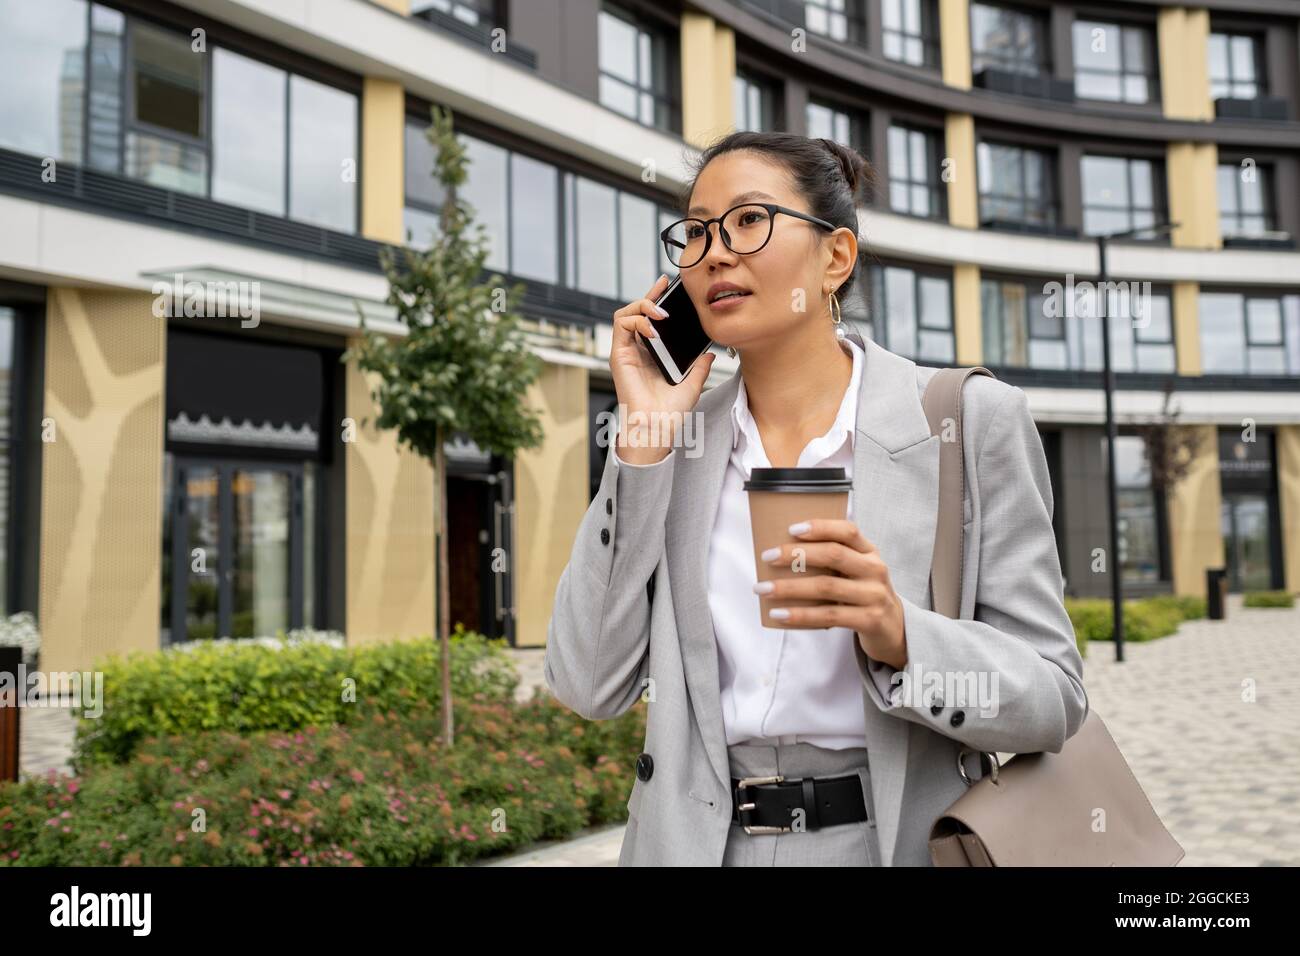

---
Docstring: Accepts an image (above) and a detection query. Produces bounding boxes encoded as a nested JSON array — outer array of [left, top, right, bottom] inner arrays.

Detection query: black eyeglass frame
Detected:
[[659, 202, 838, 268]]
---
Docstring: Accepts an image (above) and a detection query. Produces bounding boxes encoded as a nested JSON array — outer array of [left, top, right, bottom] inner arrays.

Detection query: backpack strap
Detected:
[[921, 366, 997, 620]]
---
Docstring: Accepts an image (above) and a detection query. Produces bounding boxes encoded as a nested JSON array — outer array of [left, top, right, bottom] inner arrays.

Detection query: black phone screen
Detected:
[[645, 278, 711, 380]]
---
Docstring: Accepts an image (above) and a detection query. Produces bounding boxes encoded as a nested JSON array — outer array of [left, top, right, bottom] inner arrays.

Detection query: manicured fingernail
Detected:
[[769, 608, 790, 620], [753, 581, 774, 594], [789, 522, 811, 535], [652, 305, 669, 318], [761, 547, 781, 562]]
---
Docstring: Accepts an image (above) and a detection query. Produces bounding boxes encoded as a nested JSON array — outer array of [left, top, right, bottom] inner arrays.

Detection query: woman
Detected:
[[544, 130, 1088, 866]]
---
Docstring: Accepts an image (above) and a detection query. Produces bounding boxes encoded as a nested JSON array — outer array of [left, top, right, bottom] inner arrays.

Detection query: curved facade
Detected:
[[0, 0, 1296, 669]]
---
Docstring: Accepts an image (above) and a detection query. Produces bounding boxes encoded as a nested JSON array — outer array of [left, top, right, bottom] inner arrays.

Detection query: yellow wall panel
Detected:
[[39, 288, 166, 673], [344, 348, 436, 643], [515, 361, 590, 648], [1167, 424, 1224, 597], [945, 113, 978, 229], [953, 262, 982, 366], [362, 77, 406, 245], [1278, 426, 1300, 595], [939, 0, 972, 90]]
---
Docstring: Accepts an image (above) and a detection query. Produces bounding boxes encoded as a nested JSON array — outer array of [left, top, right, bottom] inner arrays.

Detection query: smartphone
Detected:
[[637, 275, 714, 385]]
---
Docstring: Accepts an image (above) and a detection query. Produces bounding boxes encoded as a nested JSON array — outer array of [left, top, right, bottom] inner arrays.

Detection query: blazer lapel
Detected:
[[844, 330, 941, 866], [668, 332, 940, 866]]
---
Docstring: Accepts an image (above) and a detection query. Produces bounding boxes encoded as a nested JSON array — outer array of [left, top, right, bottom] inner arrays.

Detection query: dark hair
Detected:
[[683, 131, 875, 300]]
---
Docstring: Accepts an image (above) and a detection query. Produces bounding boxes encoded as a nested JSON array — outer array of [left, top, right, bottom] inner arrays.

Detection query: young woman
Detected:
[[544, 131, 1088, 866]]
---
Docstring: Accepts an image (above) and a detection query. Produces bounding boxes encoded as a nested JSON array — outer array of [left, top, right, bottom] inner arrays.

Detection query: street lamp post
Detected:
[[1095, 222, 1178, 664]]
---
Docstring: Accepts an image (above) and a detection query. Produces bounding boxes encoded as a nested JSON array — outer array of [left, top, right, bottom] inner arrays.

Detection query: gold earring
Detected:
[[726, 345, 737, 358], [828, 288, 842, 326]]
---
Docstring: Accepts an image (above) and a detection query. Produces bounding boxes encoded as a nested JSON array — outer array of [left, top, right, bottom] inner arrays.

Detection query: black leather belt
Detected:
[[731, 773, 869, 834]]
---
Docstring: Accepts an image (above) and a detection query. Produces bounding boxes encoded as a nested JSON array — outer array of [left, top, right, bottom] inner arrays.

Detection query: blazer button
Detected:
[[930, 703, 943, 716], [600, 528, 610, 545], [950, 710, 966, 727], [605, 498, 613, 515], [636, 753, 654, 781]]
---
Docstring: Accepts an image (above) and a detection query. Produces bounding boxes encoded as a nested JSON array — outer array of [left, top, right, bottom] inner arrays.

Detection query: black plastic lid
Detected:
[[743, 466, 853, 493]]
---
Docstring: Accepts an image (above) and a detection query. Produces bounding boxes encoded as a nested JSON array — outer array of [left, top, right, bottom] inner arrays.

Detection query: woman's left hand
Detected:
[[756, 518, 908, 669]]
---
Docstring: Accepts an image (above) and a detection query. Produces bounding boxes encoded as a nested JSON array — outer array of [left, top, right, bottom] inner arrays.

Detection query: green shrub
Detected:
[[0, 694, 647, 867], [1243, 590, 1296, 608], [1064, 593, 1205, 644], [71, 624, 518, 768]]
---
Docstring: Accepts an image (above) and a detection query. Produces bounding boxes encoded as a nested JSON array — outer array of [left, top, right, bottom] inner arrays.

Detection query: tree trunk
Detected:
[[436, 440, 453, 749]]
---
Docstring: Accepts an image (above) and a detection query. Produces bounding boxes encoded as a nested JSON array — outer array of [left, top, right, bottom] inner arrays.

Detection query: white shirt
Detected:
[[711, 335, 902, 750], [614, 336, 898, 750]]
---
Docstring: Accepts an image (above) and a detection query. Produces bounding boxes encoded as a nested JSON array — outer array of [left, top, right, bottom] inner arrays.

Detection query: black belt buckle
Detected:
[[735, 774, 791, 834]]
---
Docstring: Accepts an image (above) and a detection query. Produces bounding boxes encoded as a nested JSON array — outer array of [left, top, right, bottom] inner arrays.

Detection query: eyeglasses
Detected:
[[659, 202, 837, 269]]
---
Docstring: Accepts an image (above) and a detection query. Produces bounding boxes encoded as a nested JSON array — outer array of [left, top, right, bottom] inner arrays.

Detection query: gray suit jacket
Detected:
[[544, 330, 1089, 866]]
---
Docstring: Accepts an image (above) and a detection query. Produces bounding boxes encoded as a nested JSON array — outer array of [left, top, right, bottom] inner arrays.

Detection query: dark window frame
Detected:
[[597, 3, 681, 134], [969, 1, 1051, 78], [734, 67, 782, 132], [1113, 428, 1169, 586], [976, 137, 1059, 230], [55, 0, 363, 232], [867, 258, 955, 365], [401, 105, 679, 304], [805, 95, 869, 153], [1079, 152, 1168, 238], [1070, 16, 1160, 106], [1217, 158, 1278, 238], [881, 0, 940, 68], [1198, 288, 1300, 376], [1208, 30, 1265, 100], [885, 121, 947, 221]]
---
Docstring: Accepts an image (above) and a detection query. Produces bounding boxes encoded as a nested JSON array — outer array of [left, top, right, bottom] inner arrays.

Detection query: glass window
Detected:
[[213, 48, 287, 215], [870, 264, 953, 363], [1072, 20, 1158, 104], [130, 21, 205, 139], [804, 0, 855, 43], [288, 75, 357, 232], [571, 175, 618, 298], [970, 2, 1047, 77], [412, 0, 497, 28], [1209, 32, 1262, 100], [1081, 155, 1164, 236], [87, 5, 125, 173], [882, 0, 938, 67], [509, 152, 559, 284], [806, 98, 863, 151], [887, 124, 945, 220], [1197, 292, 1298, 375], [618, 192, 658, 301], [0, 0, 89, 162], [734, 71, 776, 132], [977, 141, 1057, 228], [1218, 162, 1276, 238], [1115, 434, 1161, 584], [461, 135, 508, 271], [598, 7, 675, 131]]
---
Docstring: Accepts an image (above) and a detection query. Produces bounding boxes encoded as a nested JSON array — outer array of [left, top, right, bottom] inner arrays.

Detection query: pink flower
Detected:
[[66, 780, 81, 796], [278, 789, 292, 800]]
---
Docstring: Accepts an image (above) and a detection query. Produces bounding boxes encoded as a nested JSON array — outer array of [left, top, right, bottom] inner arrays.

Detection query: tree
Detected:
[[346, 104, 545, 748], [1132, 379, 1206, 493]]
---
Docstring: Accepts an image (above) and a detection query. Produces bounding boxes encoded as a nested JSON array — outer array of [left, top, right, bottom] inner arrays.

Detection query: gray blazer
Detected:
[[544, 330, 1089, 866]]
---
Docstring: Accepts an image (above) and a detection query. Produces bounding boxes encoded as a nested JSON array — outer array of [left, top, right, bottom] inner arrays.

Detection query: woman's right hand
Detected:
[[610, 274, 717, 465]]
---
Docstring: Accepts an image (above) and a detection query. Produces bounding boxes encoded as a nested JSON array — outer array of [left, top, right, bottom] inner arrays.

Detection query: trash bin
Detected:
[[1206, 567, 1229, 620]]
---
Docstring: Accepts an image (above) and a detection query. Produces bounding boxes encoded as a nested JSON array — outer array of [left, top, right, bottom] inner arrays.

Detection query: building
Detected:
[[0, 0, 1297, 673]]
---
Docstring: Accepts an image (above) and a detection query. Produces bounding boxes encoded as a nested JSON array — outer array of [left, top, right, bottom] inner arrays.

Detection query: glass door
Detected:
[[1220, 493, 1274, 593], [166, 458, 306, 642]]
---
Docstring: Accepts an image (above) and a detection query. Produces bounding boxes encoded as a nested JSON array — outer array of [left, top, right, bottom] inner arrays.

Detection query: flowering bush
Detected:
[[0, 693, 645, 866], [72, 625, 518, 767], [0, 612, 40, 667]]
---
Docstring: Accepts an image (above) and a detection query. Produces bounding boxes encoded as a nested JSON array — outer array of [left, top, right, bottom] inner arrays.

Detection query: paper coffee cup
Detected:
[[743, 466, 853, 629]]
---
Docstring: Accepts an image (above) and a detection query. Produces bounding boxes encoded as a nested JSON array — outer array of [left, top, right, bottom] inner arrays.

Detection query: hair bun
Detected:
[[818, 138, 865, 195]]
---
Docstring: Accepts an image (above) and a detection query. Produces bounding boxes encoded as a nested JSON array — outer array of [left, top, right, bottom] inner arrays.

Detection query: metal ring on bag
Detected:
[[957, 748, 1000, 787]]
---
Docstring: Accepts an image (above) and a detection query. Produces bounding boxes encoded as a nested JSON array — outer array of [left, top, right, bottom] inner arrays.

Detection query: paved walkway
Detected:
[[490, 595, 1300, 866], [15, 596, 1300, 866]]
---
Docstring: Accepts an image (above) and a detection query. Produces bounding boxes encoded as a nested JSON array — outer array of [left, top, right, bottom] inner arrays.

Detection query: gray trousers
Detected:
[[723, 740, 881, 866]]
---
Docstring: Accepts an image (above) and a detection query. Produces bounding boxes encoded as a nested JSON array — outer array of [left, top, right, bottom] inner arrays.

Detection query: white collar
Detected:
[[730, 335, 863, 464]]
